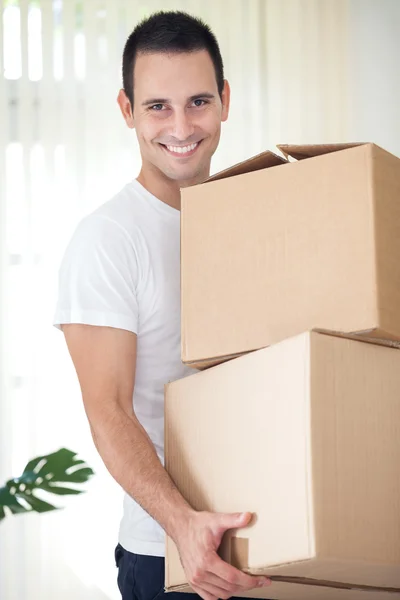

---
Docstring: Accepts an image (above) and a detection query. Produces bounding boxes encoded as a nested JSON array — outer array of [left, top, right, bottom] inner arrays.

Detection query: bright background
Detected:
[[0, 1, 399, 598]]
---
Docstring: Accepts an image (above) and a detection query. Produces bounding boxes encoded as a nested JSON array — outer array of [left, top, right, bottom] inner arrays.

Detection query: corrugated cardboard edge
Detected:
[[183, 328, 400, 370], [180, 197, 187, 364], [165, 583, 192, 593], [268, 577, 400, 593], [165, 577, 400, 594], [206, 150, 287, 183], [277, 141, 400, 164], [164, 535, 174, 591], [304, 334, 316, 560], [314, 328, 400, 349], [184, 349, 254, 370], [276, 142, 366, 161]]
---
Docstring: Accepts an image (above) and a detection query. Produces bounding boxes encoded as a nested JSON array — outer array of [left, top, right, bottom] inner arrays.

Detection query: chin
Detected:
[[173, 165, 208, 183]]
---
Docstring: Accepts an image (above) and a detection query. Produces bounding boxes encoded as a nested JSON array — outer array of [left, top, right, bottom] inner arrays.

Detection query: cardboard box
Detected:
[[181, 143, 400, 369], [165, 332, 400, 598]]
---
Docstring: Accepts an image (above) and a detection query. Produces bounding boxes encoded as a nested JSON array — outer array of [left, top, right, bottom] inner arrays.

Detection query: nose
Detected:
[[171, 108, 195, 142]]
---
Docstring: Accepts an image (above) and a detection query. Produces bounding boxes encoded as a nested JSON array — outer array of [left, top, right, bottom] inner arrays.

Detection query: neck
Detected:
[[137, 162, 210, 211]]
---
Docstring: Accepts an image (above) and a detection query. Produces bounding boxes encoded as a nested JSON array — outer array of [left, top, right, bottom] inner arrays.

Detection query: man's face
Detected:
[[122, 50, 229, 186]]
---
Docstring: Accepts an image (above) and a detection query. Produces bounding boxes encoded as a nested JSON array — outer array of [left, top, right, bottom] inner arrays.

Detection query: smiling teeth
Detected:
[[166, 142, 198, 154]]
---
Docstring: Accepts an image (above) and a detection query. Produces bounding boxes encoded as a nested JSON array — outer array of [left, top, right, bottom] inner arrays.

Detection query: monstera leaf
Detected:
[[0, 448, 94, 522]]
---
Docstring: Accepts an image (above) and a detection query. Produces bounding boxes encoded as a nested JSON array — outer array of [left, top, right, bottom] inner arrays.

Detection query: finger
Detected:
[[204, 571, 241, 595], [215, 512, 252, 535], [195, 579, 231, 600], [210, 554, 270, 590], [191, 583, 218, 600]]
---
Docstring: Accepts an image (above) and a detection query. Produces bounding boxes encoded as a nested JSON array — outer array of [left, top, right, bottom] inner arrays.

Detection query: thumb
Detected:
[[217, 511, 252, 533]]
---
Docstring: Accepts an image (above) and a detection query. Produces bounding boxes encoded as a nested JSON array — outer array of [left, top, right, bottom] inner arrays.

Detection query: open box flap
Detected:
[[207, 150, 287, 183], [277, 142, 366, 161]]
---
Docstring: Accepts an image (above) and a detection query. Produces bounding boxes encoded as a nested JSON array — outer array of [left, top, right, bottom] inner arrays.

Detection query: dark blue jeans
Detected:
[[114, 544, 267, 600]]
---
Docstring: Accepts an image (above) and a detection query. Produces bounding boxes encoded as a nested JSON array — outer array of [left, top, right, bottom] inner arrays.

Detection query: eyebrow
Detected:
[[141, 92, 216, 107]]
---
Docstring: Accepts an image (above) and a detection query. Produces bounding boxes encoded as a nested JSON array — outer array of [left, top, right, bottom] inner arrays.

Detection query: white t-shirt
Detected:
[[53, 179, 195, 557]]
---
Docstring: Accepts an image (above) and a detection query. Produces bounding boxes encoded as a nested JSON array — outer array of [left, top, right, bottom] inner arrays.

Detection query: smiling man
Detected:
[[118, 30, 228, 209], [54, 11, 271, 600]]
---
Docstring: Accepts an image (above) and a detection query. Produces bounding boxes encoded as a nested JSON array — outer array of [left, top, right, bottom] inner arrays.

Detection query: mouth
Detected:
[[159, 140, 202, 158]]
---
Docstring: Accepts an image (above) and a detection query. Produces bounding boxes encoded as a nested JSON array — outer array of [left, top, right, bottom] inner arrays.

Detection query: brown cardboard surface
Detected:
[[165, 332, 400, 597], [207, 150, 287, 182], [181, 143, 400, 369], [166, 581, 400, 600], [166, 580, 400, 599], [277, 142, 363, 160]]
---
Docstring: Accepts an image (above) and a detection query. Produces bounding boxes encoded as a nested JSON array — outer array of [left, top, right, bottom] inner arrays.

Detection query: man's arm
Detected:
[[62, 324, 271, 600]]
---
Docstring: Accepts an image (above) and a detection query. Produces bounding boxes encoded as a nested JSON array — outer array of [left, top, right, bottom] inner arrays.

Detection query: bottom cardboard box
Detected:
[[165, 537, 400, 599], [164, 331, 400, 598], [165, 579, 400, 600]]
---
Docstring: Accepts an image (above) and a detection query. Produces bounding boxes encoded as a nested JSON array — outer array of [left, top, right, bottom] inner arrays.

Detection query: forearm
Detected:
[[90, 405, 194, 542]]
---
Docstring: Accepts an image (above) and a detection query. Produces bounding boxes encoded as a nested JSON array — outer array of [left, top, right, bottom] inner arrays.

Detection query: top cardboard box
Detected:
[[181, 143, 400, 369]]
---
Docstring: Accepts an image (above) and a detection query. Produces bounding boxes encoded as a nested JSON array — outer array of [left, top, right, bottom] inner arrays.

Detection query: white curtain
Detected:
[[346, 0, 400, 156], [0, 1, 398, 599]]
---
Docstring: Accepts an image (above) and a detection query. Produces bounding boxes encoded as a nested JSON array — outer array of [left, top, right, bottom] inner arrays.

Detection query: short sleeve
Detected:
[[53, 214, 139, 334]]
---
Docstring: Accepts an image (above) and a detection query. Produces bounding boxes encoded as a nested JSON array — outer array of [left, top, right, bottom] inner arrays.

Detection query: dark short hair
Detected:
[[122, 11, 225, 108]]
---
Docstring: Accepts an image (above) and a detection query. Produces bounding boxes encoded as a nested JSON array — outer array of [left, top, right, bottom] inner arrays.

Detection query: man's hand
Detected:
[[175, 510, 271, 600]]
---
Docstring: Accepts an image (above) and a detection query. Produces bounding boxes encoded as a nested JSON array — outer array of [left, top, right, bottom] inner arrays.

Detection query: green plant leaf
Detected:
[[39, 484, 83, 496], [0, 486, 27, 516], [16, 493, 57, 513], [0, 448, 94, 522]]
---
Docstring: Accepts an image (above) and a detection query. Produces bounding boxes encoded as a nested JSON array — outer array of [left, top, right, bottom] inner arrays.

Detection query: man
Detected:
[[54, 11, 272, 600]]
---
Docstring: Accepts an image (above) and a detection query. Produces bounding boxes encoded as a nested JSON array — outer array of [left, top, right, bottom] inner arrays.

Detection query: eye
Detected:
[[150, 104, 165, 111], [192, 98, 207, 107]]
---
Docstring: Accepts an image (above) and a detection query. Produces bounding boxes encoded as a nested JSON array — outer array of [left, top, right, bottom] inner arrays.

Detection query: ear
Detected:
[[221, 79, 231, 122], [117, 89, 135, 129]]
